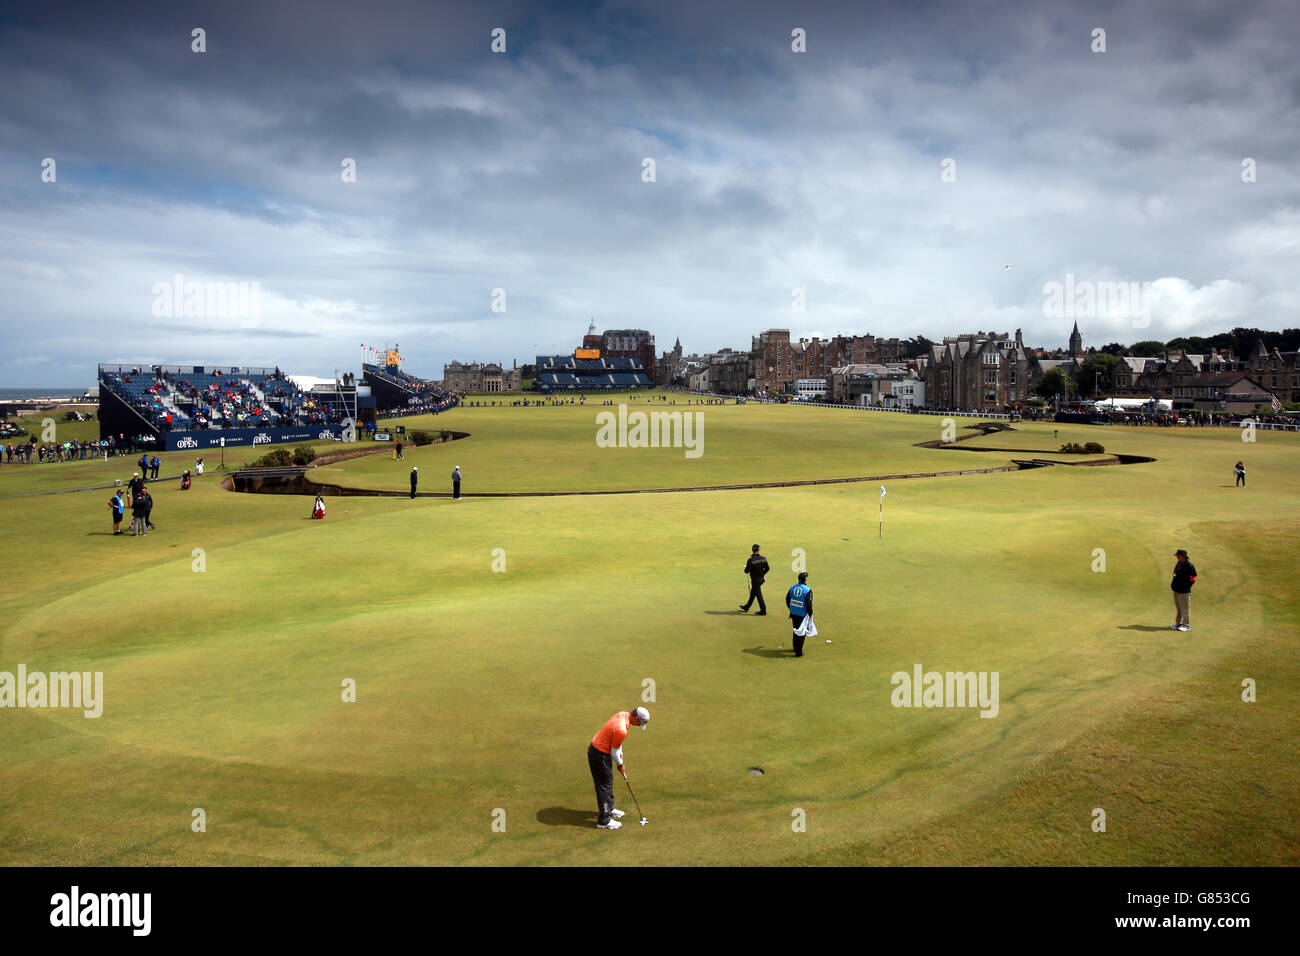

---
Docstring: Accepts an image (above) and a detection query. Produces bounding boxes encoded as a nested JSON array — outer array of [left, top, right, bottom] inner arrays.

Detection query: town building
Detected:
[[829, 364, 907, 405], [924, 330, 1032, 410], [1111, 340, 1297, 407], [442, 360, 522, 393], [750, 330, 879, 396]]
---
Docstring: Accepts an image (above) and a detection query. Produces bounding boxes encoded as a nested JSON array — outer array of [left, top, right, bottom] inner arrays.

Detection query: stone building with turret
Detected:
[[924, 329, 1032, 410]]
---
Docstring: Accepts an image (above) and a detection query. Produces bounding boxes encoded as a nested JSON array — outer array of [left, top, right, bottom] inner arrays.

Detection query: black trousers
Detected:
[[587, 744, 614, 825], [410, 484, 417, 498], [1236, 473, 1245, 486], [453, 481, 461, 499], [790, 614, 806, 656], [742, 579, 766, 612]]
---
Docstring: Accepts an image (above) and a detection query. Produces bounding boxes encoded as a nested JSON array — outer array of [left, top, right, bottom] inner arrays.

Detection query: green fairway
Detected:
[[0, 402, 1296, 865]]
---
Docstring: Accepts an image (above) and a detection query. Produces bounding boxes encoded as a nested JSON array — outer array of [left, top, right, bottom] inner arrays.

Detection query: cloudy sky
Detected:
[[1, 0, 1297, 386]]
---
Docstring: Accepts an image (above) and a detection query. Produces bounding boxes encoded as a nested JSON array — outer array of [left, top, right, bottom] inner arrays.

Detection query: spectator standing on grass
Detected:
[[452, 465, 462, 500], [130, 488, 149, 536], [108, 490, 125, 534], [410, 466, 418, 499], [141, 487, 156, 531], [1234, 460, 1246, 487], [128, 472, 144, 506], [1170, 549, 1197, 632], [786, 572, 814, 657], [739, 544, 769, 615], [395, 439, 404, 461]]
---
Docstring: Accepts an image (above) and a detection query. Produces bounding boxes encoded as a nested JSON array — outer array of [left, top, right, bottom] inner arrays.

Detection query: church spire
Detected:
[[1069, 321, 1082, 355]]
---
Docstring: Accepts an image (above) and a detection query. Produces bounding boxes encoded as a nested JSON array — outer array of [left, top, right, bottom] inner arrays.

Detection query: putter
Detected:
[[622, 774, 649, 826]]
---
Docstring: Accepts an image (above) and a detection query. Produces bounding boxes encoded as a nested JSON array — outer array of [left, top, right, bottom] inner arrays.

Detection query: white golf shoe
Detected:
[[597, 819, 623, 830], [610, 808, 626, 819]]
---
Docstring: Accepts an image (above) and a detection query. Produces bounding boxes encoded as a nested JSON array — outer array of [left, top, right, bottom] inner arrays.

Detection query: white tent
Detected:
[[1094, 397, 1172, 411]]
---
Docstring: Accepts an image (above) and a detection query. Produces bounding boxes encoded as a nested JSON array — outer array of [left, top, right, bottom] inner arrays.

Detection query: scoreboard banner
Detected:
[[575, 347, 601, 359]]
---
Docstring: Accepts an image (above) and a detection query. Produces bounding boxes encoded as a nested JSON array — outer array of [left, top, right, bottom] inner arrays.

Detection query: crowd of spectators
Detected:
[[1, 433, 152, 465], [101, 365, 351, 432]]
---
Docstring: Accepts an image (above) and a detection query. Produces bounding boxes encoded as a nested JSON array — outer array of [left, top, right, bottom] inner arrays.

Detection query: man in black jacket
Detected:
[[410, 467, 418, 499], [130, 490, 149, 536], [739, 544, 769, 615], [1170, 549, 1197, 631]]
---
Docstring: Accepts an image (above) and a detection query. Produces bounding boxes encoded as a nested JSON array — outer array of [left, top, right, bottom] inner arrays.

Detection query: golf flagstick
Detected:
[[879, 484, 886, 540]]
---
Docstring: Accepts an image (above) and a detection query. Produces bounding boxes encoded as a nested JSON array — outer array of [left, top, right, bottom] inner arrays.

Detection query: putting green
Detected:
[[0, 401, 1295, 865]]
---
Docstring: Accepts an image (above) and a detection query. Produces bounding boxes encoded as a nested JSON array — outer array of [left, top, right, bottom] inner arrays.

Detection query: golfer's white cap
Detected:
[[634, 706, 650, 729]]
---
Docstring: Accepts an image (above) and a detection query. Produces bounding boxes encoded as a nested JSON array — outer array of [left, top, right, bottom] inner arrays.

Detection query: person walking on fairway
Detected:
[[739, 543, 769, 614], [588, 707, 650, 830], [1234, 460, 1245, 487], [786, 572, 813, 657], [395, 439, 404, 461], [452, 465, 462, 500], [410, 466, 418, 499], [1170, 549, 1197, 631]]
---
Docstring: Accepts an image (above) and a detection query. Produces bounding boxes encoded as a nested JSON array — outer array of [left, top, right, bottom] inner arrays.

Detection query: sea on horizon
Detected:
[[0, 388, 91, 401]]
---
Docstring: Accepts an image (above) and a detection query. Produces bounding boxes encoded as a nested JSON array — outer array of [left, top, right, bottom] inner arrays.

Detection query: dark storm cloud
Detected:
[[1, 0, 1297, 385]]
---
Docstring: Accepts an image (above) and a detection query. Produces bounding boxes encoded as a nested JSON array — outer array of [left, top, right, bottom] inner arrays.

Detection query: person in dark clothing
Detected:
[[108, 491, 125, 535], [1234, 460, 1245, 487], [395, 440, 404, 461], [130, 491, 149, 536], [739, 544, 769, 614], [410, 466, 418, 499], [786, 572, 813, 657], [128, 473, 144, 506], [142, 489, 155, 531], [452, 465, 462, 500], [1170, 549, 1197, 631]]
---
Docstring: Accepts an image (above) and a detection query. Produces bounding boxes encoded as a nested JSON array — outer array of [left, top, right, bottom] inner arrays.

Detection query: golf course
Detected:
[[1, 394, 1296, 866]]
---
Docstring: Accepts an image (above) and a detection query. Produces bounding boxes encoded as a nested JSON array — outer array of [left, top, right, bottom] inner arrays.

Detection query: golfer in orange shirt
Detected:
[[587, 707, 650, 830]]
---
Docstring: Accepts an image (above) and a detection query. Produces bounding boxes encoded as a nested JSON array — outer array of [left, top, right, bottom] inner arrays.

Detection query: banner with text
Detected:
[[163, 425, 350, 452]]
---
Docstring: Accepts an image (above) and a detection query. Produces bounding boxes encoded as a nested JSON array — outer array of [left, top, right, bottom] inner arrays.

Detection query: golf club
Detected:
[[622, 774, 648, 826]]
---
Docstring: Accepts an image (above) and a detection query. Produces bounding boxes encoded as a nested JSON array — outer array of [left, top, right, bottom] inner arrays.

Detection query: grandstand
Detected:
[[362, 362, 455, 412], [533, 354, 652, 391], [98, 364, 358, 451]]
